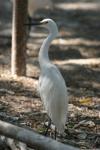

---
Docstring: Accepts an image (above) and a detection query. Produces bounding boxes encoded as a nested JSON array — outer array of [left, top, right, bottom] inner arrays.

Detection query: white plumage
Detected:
[[38, 19, 68, 134]]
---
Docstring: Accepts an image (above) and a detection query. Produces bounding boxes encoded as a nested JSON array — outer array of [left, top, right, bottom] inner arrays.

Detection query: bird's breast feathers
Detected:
[[38, 65, 68, 132], [38, 65, 67, 105]]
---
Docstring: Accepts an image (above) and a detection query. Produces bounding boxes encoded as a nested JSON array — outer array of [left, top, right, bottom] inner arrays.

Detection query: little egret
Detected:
[[25, 19, 68, 135]]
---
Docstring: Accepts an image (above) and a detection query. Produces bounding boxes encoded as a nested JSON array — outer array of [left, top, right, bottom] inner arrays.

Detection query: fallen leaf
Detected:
[[79, 97, 92, 105]]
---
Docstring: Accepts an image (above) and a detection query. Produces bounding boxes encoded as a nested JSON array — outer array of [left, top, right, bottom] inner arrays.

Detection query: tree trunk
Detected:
[[11, 0, 28, 76]]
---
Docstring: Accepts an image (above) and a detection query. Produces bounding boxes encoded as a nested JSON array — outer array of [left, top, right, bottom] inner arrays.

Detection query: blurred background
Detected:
[[0, 0, 100, 149]]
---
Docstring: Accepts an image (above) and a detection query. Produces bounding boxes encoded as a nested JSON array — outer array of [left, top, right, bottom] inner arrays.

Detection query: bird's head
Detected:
[[40, 19, 58, 35], [25, 18, 58, 37]]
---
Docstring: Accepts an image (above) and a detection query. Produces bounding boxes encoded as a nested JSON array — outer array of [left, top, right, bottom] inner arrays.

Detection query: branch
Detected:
[[0, 120, 79, 150]]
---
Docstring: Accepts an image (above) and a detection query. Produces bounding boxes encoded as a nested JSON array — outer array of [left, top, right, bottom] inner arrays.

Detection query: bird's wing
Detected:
[[39, 64, 67, 100], [38, 65, 68, 130], [38, 65, 66, 100]]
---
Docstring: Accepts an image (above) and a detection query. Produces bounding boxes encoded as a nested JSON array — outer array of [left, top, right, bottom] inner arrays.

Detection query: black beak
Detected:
[[24, 17, 43, 26], [24, 22, 42, 26]]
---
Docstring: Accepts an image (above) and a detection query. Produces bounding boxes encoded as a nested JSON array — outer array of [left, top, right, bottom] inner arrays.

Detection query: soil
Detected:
[[0, 0, 100, 149]]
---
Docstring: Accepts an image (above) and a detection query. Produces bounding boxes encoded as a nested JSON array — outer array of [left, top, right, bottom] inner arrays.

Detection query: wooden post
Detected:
[[11, 0, 28, 76]]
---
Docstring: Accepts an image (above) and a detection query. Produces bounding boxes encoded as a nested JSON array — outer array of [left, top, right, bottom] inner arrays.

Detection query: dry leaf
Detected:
[[79, 97, 92, 105]]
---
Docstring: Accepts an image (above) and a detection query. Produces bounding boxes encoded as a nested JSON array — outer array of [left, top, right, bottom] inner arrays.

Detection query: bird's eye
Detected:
[[44, 21, 48, 24]]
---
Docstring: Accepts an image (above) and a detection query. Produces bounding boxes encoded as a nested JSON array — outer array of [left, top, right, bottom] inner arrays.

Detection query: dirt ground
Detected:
[[0, 0, 100, 149]]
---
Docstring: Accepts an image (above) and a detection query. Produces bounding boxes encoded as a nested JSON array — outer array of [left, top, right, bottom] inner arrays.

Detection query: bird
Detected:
[[25, 18, 68, 136]]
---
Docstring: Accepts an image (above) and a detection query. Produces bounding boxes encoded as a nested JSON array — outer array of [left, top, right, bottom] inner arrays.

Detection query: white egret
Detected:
[[25, 19, 68, 135]]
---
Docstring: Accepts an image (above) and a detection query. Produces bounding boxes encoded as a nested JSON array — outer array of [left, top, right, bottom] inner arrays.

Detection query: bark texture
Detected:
[[11, 0, 28, 76]]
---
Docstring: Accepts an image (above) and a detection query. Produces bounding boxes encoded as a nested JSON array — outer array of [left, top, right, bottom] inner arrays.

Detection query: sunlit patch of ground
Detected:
[[56, 2, 100, 11]]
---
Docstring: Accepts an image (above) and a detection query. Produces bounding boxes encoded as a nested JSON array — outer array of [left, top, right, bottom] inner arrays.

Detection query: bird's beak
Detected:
[[24, 19, 43, 26], [24, 21, 43, 26]]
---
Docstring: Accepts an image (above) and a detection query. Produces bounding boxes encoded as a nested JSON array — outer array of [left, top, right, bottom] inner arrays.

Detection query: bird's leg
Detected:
[[54, 127, 57, 140], [44, 118, 51, 136]]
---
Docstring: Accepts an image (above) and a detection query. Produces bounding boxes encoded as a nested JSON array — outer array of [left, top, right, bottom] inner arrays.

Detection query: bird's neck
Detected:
[[39, 33, 55, 70]]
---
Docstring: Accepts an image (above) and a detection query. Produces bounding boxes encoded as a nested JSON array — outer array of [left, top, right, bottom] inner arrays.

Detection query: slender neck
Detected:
[[39, 33, 55, 70]]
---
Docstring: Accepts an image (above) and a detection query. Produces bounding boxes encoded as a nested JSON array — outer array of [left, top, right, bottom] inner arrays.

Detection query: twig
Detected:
[[6, 138, 17, 150], [68, 128, 100, 137], [18, 142, 27, 150], [0, 89, 15, 95]]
